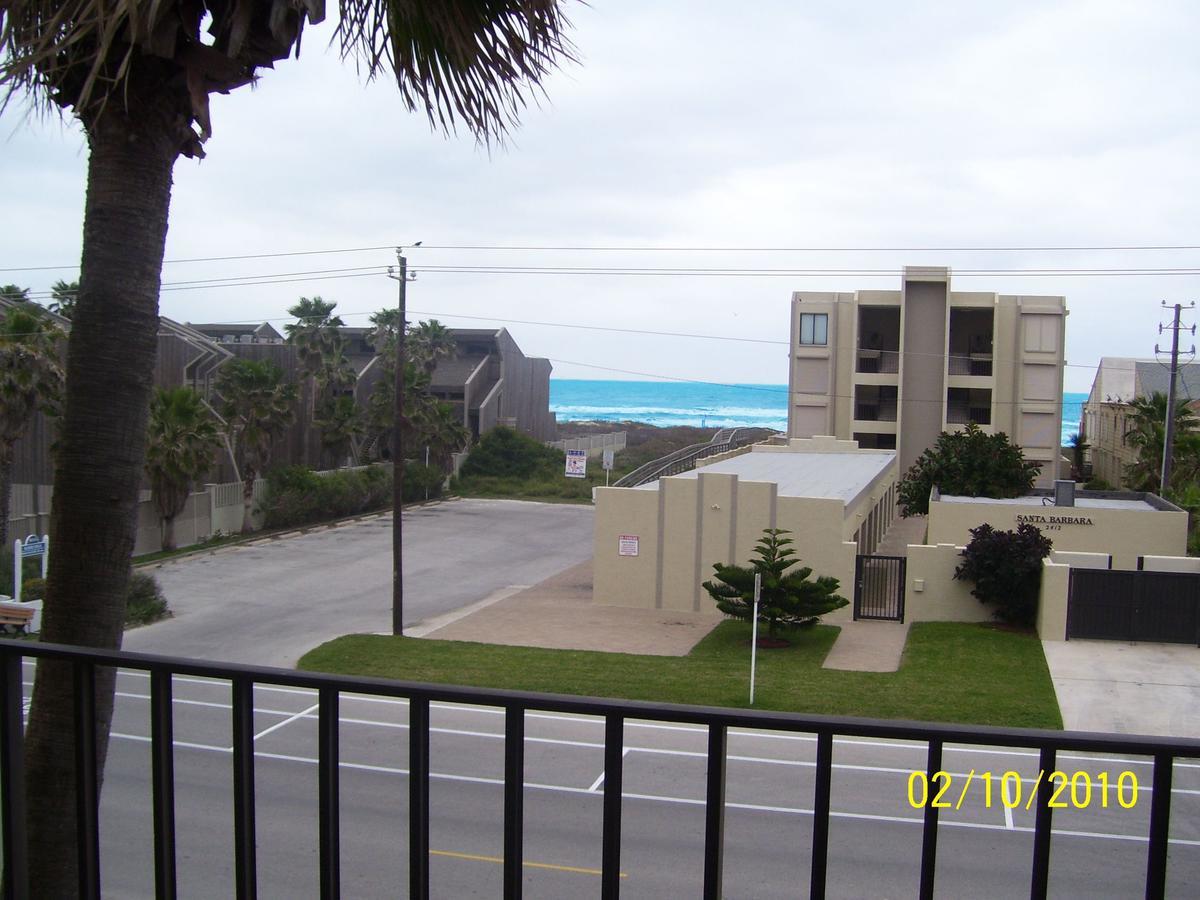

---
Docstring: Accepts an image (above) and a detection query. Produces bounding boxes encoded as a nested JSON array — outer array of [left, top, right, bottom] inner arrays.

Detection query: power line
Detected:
[[7, 241, 1200, 274], [0, 245, 397, 273]]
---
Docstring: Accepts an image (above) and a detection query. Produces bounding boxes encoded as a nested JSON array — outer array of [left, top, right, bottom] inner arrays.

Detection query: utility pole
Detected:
[[388, 248, 416, 635], [1156, 302, 1196, 495]]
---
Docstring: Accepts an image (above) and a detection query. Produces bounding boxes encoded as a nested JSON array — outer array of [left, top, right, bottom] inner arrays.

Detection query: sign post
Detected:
[[13, 534, 49, 601], [565, 449, 587, 479], [602, 448, 614, 487], [749, 572, 761, 705]]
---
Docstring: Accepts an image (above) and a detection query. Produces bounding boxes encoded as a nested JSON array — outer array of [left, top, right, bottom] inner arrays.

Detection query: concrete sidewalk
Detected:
[[412, 559, 724, 656], [822, 620, 911, 672]]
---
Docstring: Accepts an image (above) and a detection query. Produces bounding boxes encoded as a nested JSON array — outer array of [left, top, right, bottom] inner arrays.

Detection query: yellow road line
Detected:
[[429, 849, 628, 878]]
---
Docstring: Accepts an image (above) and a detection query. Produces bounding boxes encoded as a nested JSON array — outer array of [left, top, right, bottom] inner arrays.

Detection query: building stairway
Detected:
[[875, 515, 928, 557]]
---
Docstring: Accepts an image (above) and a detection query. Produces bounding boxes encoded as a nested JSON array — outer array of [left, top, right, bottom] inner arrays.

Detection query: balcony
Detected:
[[2, 639, 1194, 899], [856, 307, 901, 375], [947, 387, 992, 426], [947, 308, 994, 378], [855, 385, 898, 422]]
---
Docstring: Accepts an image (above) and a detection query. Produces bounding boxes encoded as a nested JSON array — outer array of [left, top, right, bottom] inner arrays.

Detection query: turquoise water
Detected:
[[551, 380, 1087, 445]]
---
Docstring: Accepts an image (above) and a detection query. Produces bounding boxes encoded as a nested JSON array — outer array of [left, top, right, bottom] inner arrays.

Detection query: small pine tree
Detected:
[[703, 528, 848, 638]]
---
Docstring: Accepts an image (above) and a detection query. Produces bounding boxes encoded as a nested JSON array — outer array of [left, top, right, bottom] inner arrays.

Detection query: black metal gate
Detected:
[[854, 555, 906, 621], [1067, 569, 1200, 644]]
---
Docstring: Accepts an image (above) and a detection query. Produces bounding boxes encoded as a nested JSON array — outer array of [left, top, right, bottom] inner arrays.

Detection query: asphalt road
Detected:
[[123, 499, 596, 667], [26, 664, 1194, 899]]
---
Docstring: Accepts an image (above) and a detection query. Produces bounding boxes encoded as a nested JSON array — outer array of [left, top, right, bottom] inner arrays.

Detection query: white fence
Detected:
[[548, 431, 627, 458], [11, 477, 271, 559]]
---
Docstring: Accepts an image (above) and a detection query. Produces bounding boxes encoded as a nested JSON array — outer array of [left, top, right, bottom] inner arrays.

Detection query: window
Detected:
[[799, 313, 828, 346]]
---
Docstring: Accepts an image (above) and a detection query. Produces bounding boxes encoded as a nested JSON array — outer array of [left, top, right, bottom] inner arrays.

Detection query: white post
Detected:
[[749, 572, 761, 705], [40, 535, 48, 579], [11, 539, 19, 600]]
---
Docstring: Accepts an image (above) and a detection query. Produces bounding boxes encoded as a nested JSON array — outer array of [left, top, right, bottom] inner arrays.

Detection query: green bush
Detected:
[[459, 426, 563, 479], [261, 464, 395, 529], [20, 577, 45, 602], [954, 523, 1053, 627], [1084, 477, 1114, 491], [0, 555, 46, 598], [126, 572, 170, 627], [898, 424, 1040, 516], [402, 462, 444, 503]]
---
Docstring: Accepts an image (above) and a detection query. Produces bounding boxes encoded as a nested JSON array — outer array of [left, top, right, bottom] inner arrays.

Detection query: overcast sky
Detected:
[[3, 0, 1199, 394]]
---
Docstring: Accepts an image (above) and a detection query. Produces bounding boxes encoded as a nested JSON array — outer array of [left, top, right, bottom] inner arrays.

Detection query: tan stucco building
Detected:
[[926, 489, 1189, 572], [787, 266, 1067, 487], [1082, 357, 1200, 488], [593, 437, 898, 617]]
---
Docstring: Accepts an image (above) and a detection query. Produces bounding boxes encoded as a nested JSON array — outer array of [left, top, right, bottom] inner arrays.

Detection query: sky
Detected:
[[3, 0, 1200, 394]]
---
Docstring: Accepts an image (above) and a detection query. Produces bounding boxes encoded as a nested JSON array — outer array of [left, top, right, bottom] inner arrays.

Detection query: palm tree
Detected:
[[0, 307, 64, 551], [47, 279, 79, 319], [3, 4, 573, 889], [409, 318, 458, 374], [214, 359, 297, 533], [1067, 433, 1089, 481], [1123, 392, 1200, 491], [286, 296, 346, 372], [145, 387, 222, 551], [418, 399, 471, 472], [287, 296, 359, 466], [0, 284, 30, 303]]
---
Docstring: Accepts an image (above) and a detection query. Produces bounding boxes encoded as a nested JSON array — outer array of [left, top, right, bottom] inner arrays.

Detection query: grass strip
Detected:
[[300, 620, 1061, 730]]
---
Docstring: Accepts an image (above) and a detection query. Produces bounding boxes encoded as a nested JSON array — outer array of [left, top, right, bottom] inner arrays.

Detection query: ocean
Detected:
[[550, 380, 1087, 446]]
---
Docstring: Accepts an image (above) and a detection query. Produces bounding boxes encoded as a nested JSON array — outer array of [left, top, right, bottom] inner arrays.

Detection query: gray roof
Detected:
[[939, 494, 1156, 511], [1135, 361, 1200, 403], [643, 448, 895, 508]]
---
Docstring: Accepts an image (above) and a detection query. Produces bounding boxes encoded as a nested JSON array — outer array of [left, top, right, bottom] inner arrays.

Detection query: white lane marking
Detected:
[[1002, 779, 1015, 830], [254, 703, 320, 742], [103, 732, 1200, 848], [587, 747, 630, 793], [30, 664, 1200, 770], [50, 683, 1200, 796]]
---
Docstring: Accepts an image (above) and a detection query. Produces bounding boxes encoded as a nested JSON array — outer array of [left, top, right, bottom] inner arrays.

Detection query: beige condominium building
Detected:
[[787, 266, 1067, 487], [1083, 357, 1200, 488]]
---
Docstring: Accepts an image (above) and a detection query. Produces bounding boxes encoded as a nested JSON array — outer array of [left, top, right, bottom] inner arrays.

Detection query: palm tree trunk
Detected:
[[22, 113, 178, 899], [162, 514, 177, 552], [242, 466, 257, 533], [0, 442, 13, 558]]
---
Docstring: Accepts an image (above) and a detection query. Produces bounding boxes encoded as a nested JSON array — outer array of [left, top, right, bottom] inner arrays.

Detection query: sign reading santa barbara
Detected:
[[1015, 513, 1094, 527]]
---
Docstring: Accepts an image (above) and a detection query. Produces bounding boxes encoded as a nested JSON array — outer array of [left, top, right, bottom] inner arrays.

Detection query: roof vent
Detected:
[[1053, 479, 1076, 507]]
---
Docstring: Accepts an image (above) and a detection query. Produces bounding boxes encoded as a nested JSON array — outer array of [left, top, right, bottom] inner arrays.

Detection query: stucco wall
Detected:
[[1141, 555, 1200, 574], [927, 498, 1187, 571], [593, 464, 882, 616], [1037, 561, 1071, 641], [904, 543, 992, 622]]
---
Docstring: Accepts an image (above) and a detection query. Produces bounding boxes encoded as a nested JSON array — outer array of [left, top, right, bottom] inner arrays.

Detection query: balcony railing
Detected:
[[2, 639, 1197, 900], [948, 354, 993, 377], [855, 400, 898, 422], [855, 350, 900, 374]]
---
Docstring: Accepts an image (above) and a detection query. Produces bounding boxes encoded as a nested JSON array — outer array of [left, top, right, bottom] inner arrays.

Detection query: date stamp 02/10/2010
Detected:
[[907, 770, 1140, 812]]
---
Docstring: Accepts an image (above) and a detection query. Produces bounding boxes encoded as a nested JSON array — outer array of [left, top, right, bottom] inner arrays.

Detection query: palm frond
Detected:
[[337, 0, 575, 142]]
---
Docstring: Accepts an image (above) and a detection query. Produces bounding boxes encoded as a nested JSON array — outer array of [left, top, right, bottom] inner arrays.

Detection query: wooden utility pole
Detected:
[[390, 250, 409, 635], [1157, 302, 1196, 494]]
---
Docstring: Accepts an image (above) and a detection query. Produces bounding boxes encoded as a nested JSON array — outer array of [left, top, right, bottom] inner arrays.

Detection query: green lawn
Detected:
[[300, 620, 1062, 730]]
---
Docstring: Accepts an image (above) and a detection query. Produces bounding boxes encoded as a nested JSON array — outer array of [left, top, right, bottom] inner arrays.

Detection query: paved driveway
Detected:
[[123, 498, 594, 667], [1042, 639, 1200, 738]]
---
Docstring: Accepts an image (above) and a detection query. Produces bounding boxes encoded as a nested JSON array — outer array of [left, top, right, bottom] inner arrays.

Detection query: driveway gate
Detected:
[[853, 555, 906, 621], [1067, 569, 1200, 644]]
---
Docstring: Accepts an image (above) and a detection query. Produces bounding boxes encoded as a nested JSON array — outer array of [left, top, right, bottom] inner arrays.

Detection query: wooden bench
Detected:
[[0, 604, 35, 634]]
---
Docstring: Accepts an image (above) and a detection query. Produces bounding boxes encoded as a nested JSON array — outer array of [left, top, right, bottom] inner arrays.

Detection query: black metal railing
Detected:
[[2, 639, 1199, 899]]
